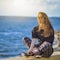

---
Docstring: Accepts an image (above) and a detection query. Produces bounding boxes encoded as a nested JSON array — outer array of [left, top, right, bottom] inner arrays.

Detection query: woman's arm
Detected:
[[27, 38, 36, 53]]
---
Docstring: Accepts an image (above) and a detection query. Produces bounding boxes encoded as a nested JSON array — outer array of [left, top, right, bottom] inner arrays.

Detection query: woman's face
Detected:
[[37, 13, 46, 25]]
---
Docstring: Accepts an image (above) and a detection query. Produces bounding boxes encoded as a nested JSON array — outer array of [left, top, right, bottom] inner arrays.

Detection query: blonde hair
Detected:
[[37, 12, 54, 37]]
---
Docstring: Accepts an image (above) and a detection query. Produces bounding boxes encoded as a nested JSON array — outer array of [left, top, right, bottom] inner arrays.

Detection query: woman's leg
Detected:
[[23, 37, 39, 48], [38, 41, 53, 57], [23, 37, 39, 56]]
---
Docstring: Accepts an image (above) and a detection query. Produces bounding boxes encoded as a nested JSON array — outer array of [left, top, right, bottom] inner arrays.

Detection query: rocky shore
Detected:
[[55, 31, 60, 47]]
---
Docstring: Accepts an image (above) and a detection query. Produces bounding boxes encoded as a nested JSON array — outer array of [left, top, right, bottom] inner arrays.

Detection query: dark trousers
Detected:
[[23, 37, 53, 57]]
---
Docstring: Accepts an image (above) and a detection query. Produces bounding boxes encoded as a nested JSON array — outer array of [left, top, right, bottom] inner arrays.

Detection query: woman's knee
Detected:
[[23, 37, 28, 43], [23, 37, 30, 41], [23, 37, 31, 44]]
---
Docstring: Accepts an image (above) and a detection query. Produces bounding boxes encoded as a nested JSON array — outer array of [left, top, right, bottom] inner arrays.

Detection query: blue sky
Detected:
[[0, 0, 60, 17]]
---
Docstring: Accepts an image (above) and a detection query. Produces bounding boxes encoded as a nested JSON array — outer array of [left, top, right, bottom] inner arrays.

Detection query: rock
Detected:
[[55, 31, 60, 47]]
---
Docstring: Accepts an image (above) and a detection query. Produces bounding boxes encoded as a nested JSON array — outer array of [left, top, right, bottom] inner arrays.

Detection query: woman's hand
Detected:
[[33, 48, 39, 53], [27, 49, 32, 54]]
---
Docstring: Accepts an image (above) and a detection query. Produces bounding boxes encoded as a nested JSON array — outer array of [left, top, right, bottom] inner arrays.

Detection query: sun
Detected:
[[13, 0, 27, 9]]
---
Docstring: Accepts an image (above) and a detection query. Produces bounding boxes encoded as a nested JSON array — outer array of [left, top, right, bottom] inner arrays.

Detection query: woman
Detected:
[[23, 12, 54, 57]]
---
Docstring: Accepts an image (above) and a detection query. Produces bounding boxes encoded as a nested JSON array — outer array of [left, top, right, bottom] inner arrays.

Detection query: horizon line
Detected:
[[0, 15, 60, 18]]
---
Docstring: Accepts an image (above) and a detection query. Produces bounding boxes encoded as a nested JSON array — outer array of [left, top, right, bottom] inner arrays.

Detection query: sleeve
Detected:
[[32, 27, 37, 38]]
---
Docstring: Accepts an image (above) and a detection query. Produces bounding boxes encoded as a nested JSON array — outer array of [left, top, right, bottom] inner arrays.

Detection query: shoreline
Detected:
[[1, 51, 60, 60]]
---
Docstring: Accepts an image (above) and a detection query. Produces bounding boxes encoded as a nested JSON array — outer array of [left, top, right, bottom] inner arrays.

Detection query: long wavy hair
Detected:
[[37, 12, 54, 37]]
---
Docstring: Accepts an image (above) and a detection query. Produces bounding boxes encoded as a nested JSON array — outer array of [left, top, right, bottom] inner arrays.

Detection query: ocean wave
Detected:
[[0, 32, 24, 41], [0, 32, 23, 35]]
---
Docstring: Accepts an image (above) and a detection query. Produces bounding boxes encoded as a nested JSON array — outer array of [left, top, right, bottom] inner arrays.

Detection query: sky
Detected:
[[0, 0, 60, 17]]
